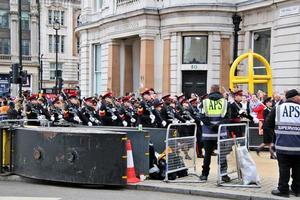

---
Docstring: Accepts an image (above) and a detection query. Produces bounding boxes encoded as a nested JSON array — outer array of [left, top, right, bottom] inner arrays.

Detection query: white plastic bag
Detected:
[[236, 146, 260, 185]]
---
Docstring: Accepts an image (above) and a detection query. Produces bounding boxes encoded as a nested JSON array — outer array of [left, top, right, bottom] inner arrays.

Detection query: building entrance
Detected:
[[182, 71, 207, 98]]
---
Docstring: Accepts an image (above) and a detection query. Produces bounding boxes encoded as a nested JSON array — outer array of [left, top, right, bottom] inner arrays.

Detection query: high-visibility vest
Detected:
[[275, 102, 300, 155], [203, 98, 227, 118], [201, 98, 228, 140]]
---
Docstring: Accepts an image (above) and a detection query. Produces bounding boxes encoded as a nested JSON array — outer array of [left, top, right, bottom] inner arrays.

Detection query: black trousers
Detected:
[[202, 140, 227, 176], [277, 153, 300, 193]]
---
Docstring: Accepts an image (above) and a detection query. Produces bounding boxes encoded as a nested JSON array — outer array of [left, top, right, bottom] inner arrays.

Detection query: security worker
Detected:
[[199, 84, 231, 182], [265, 89, 300, 197]]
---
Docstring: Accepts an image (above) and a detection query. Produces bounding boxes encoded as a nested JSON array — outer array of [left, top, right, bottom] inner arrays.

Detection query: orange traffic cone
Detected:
[[126, 139, 140, 183]]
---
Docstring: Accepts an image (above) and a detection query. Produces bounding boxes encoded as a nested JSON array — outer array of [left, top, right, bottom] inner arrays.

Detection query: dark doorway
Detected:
[[182, 71, 207, 98]]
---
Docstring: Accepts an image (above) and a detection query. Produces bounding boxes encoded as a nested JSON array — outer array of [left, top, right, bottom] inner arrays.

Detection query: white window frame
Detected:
[[50, 63, 63, 80], [251, 29, 271, 70], [94, 44, 103, 95]]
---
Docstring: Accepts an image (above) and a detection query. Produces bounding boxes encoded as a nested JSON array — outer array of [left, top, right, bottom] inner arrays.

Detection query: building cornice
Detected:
[[76, 8, 158, 33]]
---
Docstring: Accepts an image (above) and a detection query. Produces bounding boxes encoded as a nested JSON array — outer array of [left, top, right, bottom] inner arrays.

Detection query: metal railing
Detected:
[[116, 0, 139, 7], [0, 54, 11, 60], [164, 123, 202, 183]]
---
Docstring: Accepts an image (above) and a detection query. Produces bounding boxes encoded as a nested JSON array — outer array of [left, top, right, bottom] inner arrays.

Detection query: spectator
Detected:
[[0, 100, 9, 114], [7, 102, 19, 120]]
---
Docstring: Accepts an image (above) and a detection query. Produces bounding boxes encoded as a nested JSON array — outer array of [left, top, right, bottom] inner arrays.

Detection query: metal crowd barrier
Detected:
[[248, 125, 264, 149], [217, 123, 260, 187], [164, 123, 201, 183]]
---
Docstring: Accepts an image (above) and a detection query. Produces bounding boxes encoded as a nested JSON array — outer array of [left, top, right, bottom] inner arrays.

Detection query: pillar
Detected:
[[140, 36, 154, 89], [124, 45, 133, 94], [107, 41, 120, 96], [162, 37, 170, 94], [220, 36, 231, 90]]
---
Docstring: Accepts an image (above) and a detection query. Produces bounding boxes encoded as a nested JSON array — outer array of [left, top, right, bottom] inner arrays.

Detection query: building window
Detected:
[[48, 35, 65, 54], [61, 36, 64, 53], [21, 39, 30, 55], [182, 36, 208, 64], [0, 10, 9, 28], [49, 35, 53, 53], [95, 0, 103, 10], [48, 10, 65, 25], [77, 39, 80, 54], [50, 63, 63, 80], [60, 11, 64, 25], [94, 45, 102, 95], [252, 29, 271, 93], [253, 30, 271, 74], [0, 38, 10, 54], [21, 12, 30, 30]]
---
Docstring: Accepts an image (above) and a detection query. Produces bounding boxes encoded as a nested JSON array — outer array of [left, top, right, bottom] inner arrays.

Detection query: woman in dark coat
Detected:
[[256, 97, 276, 159]]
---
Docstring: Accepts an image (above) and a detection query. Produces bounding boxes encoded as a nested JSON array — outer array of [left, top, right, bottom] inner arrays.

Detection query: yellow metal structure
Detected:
[[2, 129, 10, 166], [229, 50, 272, 97]]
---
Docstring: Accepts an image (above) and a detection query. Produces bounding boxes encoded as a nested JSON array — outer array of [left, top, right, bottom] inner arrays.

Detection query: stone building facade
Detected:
[[77, 0, 300, 98], [40, 0, 81, 90], [0, 0, 39, 96]]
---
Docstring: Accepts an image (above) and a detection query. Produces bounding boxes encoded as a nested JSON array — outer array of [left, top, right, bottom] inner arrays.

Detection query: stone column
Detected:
[[107, 40, 120, 96], [79, 30, 90, 97], [124, 45, 133, 94], [10, 11, 19, 63], [162, 36, 171, 94], [139, 35, 154, 89], [220, 35, 231, 90], [30, 14, 39, 62]]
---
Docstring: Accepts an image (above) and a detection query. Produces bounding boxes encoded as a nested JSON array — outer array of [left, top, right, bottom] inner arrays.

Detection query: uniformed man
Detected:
[[160, 94, 186, 126], [25, 95, 40, 126], [229, 90, 253, 137], [265, 89, 300, 197], [189, 97, 204, 158], [137, 89, 156, 127], [99, 92, 122, 126], [82, 97, 101, 126], [64, 95, 90, 125], [199, 84, 231, 182], [119, 96, 137, 127], [49, 97, 65, 124]]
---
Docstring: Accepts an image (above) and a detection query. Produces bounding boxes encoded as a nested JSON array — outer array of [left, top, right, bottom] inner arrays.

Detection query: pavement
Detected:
[[127, 151, 298, 200], [0, 152, 298, 200]]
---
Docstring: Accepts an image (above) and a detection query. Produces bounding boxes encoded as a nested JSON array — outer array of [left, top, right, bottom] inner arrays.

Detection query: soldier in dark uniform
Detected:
[[189, 97, 204, 158], [229, 90, 253, 137], [137, 89, 156, 127], [160, 94, 186, 126], [25, 95, 40, 126], [36, 97, 52, 121], [82, 97, 101, 126], [152, 98, 167, 128], [119, 96, 137, 127], [99, 92, 122, 126], [64, 95, 90, 125], [49, 97, 65, 124]]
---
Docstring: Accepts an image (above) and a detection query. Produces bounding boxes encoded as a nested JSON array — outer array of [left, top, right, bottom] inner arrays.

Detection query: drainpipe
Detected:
[[232, 13, 242, 75], [37, 0, 41, 91]]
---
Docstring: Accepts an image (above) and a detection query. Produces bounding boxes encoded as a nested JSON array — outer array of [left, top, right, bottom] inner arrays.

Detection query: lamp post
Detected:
[[53, 18, 60, 94], [40, 54, 43, 91]]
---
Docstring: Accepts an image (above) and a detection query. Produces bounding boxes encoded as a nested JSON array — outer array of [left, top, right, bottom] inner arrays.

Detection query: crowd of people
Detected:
[[0, 86, 299, 197]]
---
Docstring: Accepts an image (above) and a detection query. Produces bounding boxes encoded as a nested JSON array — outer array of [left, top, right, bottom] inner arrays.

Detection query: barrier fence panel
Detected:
[[248, 125, 264, 149], [164, 123, 201, 183], [217, 123, 260, 188]]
